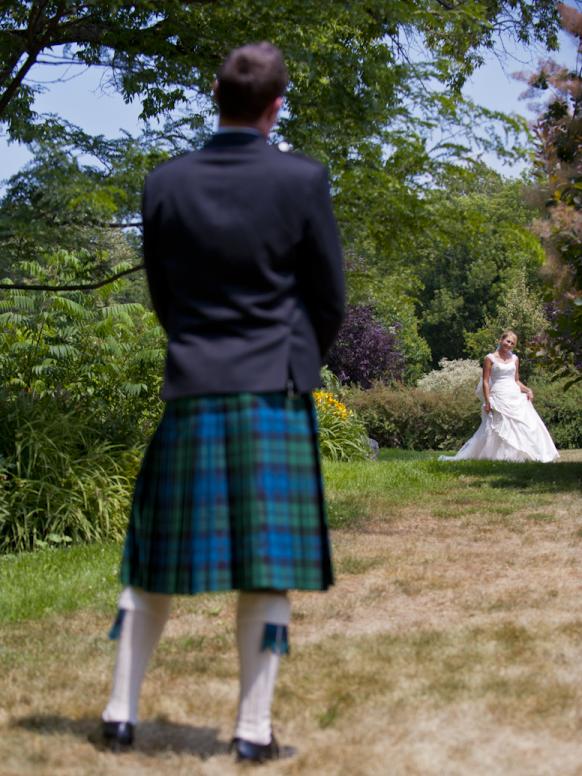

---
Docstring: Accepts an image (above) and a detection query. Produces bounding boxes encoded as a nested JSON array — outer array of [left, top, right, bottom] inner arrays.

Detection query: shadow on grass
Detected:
[[433, 460, 582, 494], [14, 714, 228, 758]]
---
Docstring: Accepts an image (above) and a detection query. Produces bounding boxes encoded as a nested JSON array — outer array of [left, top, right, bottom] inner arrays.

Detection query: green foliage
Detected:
[[345, 379, 582, 451], [529, 379, 582, 450], [0, 251, 165, 552], [345, 384, 481, 451], [0, 395, 140, 552], [0, 4, 561, 369], [0, 2, 560, 150], [346, 261, 431, 383], [0, 251, 164, 440], [0, 3, 561, 297], [465, 267, 549, 379], [414, 171, 547, 365], [314, 389, 371, 462], [0, 135, 165, 295]]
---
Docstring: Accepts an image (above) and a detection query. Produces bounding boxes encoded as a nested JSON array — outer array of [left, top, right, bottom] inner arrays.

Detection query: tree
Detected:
[[412, 168, 547, 365], [465, 266, 550, 379], [0, 2, 563, 293], [517, 2, 582, 380], [1, 2, 560, 150], [0, 129, 168, 296]]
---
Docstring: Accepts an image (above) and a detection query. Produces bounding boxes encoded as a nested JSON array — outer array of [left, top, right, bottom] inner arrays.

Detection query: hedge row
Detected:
[[344, 380, 582, 450]]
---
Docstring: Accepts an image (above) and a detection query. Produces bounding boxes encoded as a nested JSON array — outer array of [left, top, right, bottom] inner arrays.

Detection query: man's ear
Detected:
[[267, 96, 283, 122]]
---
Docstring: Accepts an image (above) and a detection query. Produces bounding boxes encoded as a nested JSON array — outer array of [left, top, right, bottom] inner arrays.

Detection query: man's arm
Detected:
[[297, 166, 345, 358], [142, 178, 169, 332]]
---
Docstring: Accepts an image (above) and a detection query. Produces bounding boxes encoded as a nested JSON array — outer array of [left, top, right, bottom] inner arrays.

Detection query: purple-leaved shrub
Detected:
[[327, 305, 405, 388]]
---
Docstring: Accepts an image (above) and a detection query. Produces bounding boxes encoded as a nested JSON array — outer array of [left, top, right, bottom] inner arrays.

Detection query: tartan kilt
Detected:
[[120, 392, 333, 594]]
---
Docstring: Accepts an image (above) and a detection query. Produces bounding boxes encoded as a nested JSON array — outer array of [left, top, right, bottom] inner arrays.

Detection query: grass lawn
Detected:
[[1, 450, 581, 775]]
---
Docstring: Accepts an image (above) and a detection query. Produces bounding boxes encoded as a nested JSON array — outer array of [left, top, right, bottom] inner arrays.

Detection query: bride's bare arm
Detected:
[[514, 357, 534, 400], [483, 356, 493, 412]]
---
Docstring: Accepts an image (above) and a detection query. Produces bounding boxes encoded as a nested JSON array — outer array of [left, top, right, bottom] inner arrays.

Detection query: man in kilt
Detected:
[[101, 42, 345, 763]]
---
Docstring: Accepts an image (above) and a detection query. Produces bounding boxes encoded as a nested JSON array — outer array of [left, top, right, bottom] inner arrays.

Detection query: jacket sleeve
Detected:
[[298, 166, 345, 358], [142, 176, 169, 332]]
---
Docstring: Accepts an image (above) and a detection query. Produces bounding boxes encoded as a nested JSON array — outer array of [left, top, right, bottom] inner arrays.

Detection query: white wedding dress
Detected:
[[439, 354, 559, 463]]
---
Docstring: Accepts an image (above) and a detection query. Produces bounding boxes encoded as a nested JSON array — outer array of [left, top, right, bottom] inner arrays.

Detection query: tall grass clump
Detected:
[[0, 251, 163, 552], [0, 395, 140, 552]]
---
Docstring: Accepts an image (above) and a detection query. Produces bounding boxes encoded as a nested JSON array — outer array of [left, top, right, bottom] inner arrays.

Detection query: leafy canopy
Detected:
[[0, 1, 560, 159], [518, 2, 582, 379]]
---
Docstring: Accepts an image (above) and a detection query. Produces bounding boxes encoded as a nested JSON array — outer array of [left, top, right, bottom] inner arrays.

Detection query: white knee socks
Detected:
[[234, 591, 291, 746], [102, 587, 290, 739], [102, 587, 171, 725]]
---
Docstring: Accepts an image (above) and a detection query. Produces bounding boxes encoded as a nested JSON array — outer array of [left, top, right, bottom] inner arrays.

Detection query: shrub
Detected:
[[0, 251, 165, 445], [530, 379, 582, 449], [0, 395, 141, 552], [0, 251, 164, 552], [344, 380, 582, 451], [313, 390, 371, 461], [326, 305, 405, 388], [344, 384, 481, 450], [417, 358, 481, 393]]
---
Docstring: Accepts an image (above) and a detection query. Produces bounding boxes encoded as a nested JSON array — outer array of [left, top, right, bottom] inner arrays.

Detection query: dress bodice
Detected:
[[487, 353, 518, 394]]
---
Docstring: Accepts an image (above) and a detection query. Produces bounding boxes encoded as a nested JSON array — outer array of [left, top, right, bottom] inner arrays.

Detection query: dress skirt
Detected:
[[120, 392, 333, 594]]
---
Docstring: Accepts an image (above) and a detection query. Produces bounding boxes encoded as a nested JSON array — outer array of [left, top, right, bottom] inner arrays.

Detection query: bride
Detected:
[[439, 330, 559, 462]]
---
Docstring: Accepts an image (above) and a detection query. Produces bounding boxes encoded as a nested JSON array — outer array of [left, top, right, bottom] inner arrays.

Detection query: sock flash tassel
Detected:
[[261, 623, 290, 655]]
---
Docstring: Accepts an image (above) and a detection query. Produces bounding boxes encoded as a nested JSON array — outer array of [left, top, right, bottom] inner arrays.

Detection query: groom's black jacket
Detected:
[[142, 132, 345, 400]]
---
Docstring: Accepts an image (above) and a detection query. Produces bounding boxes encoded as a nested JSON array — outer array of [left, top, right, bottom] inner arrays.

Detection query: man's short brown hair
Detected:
[[215, 42, 288, 122]]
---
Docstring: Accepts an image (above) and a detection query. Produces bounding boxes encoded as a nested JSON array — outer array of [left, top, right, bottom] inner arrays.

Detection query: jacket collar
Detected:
[[204, 132, 266, 149]]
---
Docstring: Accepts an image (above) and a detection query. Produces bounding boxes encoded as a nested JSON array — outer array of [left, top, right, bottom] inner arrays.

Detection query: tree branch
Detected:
[[0, 49, 41, 116], [28, 1, 52, 43], [0, 2, 70, 114], [0, 46, 27, 87], [0, 263, 144, 291], [433, 0, 469, 9]]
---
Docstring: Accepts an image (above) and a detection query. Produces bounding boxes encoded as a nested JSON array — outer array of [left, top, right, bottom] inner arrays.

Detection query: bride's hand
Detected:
[[526, 389, 534, 401], [484, 401, 492, 413]]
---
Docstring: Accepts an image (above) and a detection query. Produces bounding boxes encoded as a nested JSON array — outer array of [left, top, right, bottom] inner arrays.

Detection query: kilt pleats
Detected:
[[120, 392, 333, 594]]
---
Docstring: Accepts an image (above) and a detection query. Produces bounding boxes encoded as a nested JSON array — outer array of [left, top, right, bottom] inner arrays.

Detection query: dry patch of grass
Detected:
[[1, 453, 582, 774]]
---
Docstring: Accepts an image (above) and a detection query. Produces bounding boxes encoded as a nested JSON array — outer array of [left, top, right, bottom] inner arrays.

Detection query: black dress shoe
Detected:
[[101, 720, 135, 749], [231, 735, 280, 763]]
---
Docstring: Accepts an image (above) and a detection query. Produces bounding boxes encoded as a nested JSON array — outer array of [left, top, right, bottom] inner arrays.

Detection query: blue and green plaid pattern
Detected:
[[120, 392, 333, 594]]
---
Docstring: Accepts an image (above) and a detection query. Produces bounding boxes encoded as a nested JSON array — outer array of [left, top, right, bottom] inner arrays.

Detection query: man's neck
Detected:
[[217, 123, 262, 136], [218, 118, 270, 138]]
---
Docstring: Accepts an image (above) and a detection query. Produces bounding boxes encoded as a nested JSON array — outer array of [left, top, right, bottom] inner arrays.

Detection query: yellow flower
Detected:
[[313, 390, 350, 420]]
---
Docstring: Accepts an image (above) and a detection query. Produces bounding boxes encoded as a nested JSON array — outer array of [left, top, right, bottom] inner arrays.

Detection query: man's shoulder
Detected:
[[267, 142, 323, 167], [145, 151, 196, 186], [263, 143, 327, 180], [144, 143, 327, 190]]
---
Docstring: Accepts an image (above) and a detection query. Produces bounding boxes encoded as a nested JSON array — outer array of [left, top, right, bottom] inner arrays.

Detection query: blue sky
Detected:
[[0, 30, 577, 186]]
